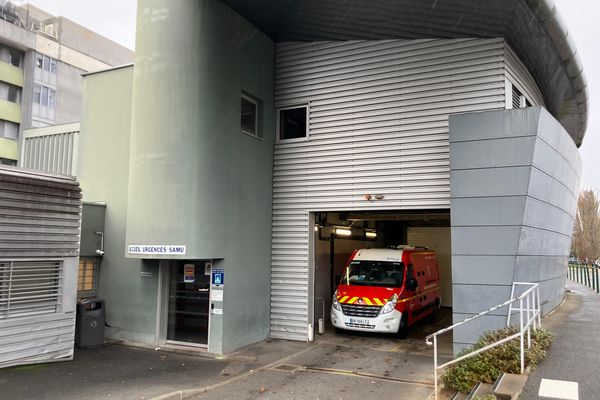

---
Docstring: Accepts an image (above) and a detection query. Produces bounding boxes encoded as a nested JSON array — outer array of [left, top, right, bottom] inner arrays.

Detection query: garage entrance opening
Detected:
[[311, 210, 452, 340]]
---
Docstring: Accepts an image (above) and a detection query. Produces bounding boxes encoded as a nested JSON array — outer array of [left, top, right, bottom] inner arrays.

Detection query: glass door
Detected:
[[167, 261, 210, 346]]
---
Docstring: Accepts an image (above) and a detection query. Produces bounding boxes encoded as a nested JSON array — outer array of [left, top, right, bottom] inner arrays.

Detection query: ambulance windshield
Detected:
[[342, 261, 404, 287]]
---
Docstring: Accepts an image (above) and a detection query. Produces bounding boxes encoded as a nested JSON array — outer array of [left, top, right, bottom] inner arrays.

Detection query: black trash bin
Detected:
[[75, 298, 105, 348]]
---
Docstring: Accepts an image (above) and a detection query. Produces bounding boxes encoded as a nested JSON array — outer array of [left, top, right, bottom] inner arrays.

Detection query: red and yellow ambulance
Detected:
[[331, 246, 441, 335]]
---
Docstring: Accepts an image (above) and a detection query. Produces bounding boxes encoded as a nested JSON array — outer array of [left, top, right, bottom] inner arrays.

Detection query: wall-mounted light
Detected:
[[365, 231, 377, 239], [314, 225, 320, 232], [334, 228, 352, 237]]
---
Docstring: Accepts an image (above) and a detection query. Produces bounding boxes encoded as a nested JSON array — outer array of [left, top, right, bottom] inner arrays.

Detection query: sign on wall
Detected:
[[212, 268, 224, 286], [184, 264, 195, 283], [127, 245, 186, 255]]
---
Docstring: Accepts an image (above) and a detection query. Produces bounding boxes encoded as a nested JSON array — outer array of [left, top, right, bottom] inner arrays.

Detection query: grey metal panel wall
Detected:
[[271, 38, 507, 340], [0, 167, 81, 368], [504, 45, 545, 107], [0, 311, 76, 368], [449, 107, 580, 352], [20, 124, 80, 177], [0, 167, 81, 258]]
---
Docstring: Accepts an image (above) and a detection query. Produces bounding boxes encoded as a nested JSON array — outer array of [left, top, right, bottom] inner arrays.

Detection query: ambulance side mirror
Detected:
[[407, 278, 418, 291]]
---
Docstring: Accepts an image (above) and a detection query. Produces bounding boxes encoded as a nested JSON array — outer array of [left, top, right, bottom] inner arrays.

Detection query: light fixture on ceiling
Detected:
[[365, 230, 377, 239], [334, 227, 352, 237]]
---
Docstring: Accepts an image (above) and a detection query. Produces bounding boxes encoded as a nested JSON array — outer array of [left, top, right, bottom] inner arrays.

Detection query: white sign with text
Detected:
[[127, 245, 186, 255]]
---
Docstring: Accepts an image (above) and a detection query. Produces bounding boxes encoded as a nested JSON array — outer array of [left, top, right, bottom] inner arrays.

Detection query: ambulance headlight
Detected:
[[380, 294, 398, 315], [332, 292, 341, 311]]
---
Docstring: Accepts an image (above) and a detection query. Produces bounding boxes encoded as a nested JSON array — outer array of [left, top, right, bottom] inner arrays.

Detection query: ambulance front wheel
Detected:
[[396, 314, 408, 338]]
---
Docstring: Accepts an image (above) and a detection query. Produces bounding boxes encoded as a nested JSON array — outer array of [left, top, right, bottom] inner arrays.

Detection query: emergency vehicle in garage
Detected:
[[331, 246, 441, 335]]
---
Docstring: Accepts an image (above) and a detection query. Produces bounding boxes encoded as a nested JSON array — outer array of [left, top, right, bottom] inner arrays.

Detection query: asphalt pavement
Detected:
[[6, 284, 598, 400], [0, 310, 453, 400], [521, 281, 600, 399]]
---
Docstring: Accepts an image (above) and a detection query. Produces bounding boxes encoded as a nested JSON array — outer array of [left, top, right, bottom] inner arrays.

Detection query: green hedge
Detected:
[[443, 327, 554, 393]]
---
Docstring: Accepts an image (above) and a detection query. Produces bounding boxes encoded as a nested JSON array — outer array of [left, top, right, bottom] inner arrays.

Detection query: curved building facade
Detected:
[[78, 0, 587, 353]]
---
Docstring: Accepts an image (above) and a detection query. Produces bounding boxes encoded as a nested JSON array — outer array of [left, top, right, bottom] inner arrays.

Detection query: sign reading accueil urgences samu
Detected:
[[127, 244, 186, 255]]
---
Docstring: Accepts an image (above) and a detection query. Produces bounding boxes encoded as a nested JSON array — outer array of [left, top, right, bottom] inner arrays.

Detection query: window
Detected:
[[42, 55, 50, 71], [240, 94, 259, 137], [278, 106, 308, 140], [9, 50, 21, 67], [50, 59, 58, 73], [512, 86, 523, 109], [342, 260, 404, 288], [0, 261, 62, 320], [0, 121, 18, 140], [34, 84, 56, 108], [78, 259, 98, 296], [7, 85, 19, 103], [33, 84, 41, 104], [509, 82, 531, 109], [48, 88, 56, 109], [41, 86, 49, 106], [35, 54, 43, 69]]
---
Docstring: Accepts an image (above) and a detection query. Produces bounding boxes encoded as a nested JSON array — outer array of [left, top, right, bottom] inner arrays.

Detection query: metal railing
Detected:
[[425, 282, 541, 400], [568, 263, 600, 293]]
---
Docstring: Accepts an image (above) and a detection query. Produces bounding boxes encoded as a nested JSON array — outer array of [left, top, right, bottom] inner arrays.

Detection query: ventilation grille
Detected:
[[512, 85, 523, 109], [0, 261, 63, 320]]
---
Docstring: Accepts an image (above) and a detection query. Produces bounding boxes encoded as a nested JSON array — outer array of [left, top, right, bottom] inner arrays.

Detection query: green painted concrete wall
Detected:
[[128, 0, 275, 352], [0, 137, 18, 160], [0, 62, 24, 87], [0, 99, 21, 124], [79, 66, 159, 344]]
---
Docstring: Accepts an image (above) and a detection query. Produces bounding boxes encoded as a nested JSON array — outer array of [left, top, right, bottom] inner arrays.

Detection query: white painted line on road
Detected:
[[538, 378, 579, 400]]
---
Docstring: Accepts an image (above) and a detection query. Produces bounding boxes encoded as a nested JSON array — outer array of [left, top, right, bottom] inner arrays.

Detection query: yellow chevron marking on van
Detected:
[[339, 296, 349, 303], [348, 297, 359, 304], [362, 297, 373, 306], [373, 298, 384, 306], [397, 287, 440, 303]]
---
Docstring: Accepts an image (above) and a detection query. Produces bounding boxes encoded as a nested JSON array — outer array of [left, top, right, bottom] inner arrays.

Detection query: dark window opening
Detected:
[[7, 85, 19, 103], [279, 106, 307, 140], [240, 95, 258, 137], [9, 51, 21, 67]]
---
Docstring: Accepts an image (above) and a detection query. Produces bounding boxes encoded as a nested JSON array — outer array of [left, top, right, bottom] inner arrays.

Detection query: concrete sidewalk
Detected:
[[0, 310, 453, 400], [0, 339, 309, 400], [521, 281, 600, 399]]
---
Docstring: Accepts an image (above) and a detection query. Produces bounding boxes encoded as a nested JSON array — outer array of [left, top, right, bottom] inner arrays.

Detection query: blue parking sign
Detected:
[[212, 269, 224, 286]]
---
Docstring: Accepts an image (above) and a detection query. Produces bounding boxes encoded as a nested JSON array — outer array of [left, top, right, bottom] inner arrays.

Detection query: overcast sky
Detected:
[[22, 0, 599, 192]]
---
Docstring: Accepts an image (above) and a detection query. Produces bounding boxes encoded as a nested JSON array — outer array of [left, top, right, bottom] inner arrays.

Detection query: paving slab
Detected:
[[521, 282, 598, 400]]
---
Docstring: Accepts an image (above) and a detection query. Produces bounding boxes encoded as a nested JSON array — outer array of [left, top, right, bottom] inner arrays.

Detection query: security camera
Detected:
[[96, 249, 105, 256]]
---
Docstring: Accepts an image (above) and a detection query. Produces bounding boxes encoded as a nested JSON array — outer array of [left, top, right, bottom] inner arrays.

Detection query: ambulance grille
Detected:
[[341, 304, 381, 318]]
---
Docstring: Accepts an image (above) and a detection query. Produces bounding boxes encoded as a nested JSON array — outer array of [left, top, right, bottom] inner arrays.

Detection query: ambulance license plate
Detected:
[[348, 318, 369, 325]]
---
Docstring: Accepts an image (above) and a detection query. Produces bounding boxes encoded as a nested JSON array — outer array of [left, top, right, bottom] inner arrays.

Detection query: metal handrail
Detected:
[[425, 282, 541, 400]]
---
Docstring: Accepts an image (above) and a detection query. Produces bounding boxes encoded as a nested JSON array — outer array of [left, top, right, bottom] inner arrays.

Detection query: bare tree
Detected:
[[572, 190, 600, 263]]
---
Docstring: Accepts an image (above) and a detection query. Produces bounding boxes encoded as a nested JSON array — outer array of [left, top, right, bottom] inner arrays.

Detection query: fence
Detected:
[[568, 263, 600, 293]]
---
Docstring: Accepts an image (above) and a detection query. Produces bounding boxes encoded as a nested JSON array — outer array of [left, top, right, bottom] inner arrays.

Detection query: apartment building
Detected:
[[0, 1, 132, 165]]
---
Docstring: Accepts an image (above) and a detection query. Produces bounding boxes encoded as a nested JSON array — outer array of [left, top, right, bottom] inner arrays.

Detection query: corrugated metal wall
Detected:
[[20, 123, 80, 177], [0, 166, 81, 368], [505, 44, 545, 107], [270, 38, 511, 340]]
